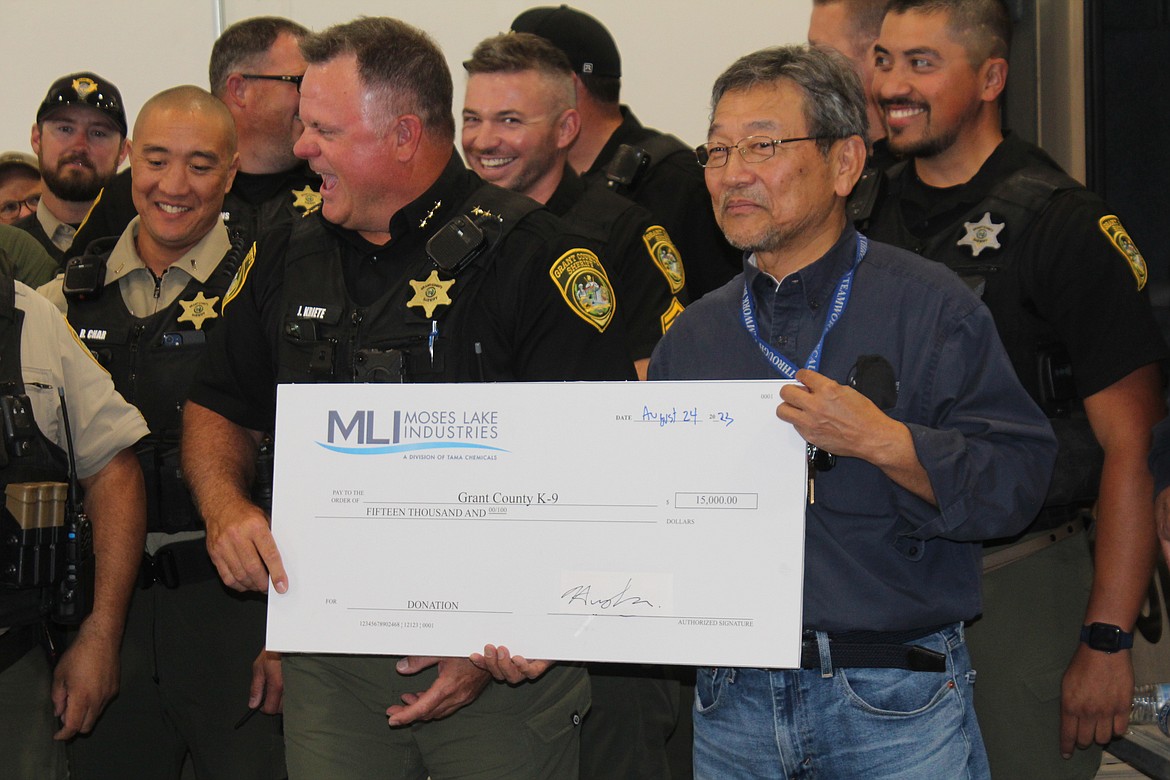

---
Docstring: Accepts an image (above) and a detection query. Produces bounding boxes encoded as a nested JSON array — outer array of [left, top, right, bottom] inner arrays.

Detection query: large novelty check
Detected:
[[266, 380, 808, 668]]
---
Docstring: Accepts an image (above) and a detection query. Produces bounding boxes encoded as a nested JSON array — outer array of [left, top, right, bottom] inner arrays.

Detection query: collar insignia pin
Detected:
[[418, 200, 442, 229]]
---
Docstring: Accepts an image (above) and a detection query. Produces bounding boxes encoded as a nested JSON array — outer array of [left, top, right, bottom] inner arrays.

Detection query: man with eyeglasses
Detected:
[[855, 2, 1168, 777], [0, 152, 42, 226], [648, 44, 1056, 778], [13, 73, 129, 265], [66, 16, 320, 262], [1, 153, 59, 289]]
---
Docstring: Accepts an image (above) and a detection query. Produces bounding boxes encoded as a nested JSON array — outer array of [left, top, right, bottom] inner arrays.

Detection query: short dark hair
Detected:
[[209, 16, 309, 98], [300, 17, 455, 141], [813, 0, 887, 46], [464, 32, 573, 78], [579, 74, 621, 105], [464, 33, 576, 109], [884, 0, 1012, 62], [711, 45, 867, 155], [136, 85, 238, 158]]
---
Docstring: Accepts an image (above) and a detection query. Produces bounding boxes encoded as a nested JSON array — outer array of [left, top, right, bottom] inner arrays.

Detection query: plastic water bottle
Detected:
[[1131, 683, 1170, 735]]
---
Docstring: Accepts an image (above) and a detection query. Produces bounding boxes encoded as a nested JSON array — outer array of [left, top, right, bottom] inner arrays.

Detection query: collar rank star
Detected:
[[407, 270, 455, 318], [176, 291, 219, 330], [292, 186, 322, 216], [957, 212, 1004, 257], [418, 200, 442, 229]]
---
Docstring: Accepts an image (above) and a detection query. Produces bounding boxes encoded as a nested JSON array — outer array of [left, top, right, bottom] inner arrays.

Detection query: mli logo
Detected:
[[315, 409, 508, 456], [318, 410, 399, 454], [328, 410, 396, 445]]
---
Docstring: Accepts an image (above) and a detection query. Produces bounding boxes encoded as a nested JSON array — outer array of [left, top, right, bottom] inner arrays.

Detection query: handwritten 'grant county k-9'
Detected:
[[267, 380, 808, 668]]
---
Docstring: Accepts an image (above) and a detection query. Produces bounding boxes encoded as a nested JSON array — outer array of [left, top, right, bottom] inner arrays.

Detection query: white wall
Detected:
[[1, 1, 220, 152], [1, 0, 811, 156]]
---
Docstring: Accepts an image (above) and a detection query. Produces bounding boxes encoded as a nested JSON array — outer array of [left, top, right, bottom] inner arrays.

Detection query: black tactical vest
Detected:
[[601, 132, 690, 195], [0, 276, 71, 626], [64, 239, 244, 532], [860, 162, 1102, 514], [276, 184, 539, 386]]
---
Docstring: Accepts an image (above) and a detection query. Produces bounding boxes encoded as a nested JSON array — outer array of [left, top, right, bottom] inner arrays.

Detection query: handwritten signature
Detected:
[[561, 578, 656, 610]]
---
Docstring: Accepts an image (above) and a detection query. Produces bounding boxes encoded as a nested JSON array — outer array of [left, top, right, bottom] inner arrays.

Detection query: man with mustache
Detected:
[[648, 42, 1055, 778], [858, 1, 1168, 777], [65, 17, 321, 264], [14, 73, 129, 265]]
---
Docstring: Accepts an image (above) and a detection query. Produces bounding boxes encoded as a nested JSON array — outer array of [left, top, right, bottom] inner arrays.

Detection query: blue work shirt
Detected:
[[648, 227, 1056, 632]]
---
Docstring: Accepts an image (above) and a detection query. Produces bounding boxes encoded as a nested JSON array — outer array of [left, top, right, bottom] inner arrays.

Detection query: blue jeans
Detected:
[[693, 624, 989, 779]]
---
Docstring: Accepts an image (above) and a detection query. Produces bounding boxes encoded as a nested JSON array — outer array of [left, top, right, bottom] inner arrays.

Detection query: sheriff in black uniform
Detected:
[[461, 30, 686, 384], [41, 86, 285, 779], [183, 18, 633, 780], [460, 30, 686, 778], [859, 2, 1168, 778]]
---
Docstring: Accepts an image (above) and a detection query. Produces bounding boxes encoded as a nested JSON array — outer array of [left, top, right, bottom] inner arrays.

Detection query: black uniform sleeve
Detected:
[[188, 229, 290, 431], [607, 206, 683, 361], [485, 213, 637, 382], [632, 150, 742, 300], [1021, 190, 1168, 398]]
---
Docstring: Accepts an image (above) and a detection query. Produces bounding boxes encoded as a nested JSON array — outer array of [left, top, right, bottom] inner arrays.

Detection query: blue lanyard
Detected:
[[740, 233, 868, 378]]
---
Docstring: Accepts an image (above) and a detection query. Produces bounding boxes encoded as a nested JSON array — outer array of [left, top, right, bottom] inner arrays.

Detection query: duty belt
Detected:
[[799, 625, 948, 673], [138, 539, 218, 589]]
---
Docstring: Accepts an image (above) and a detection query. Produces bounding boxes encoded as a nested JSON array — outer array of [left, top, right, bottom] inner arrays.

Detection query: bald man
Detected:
[[40, 86, 285, 780]]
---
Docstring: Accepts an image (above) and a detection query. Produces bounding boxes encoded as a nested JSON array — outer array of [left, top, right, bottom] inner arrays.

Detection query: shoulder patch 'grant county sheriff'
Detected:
[[1099, 215, 1148, 290], [222, 242, 257, 310], [549, 248, 615, 332], [642, 225, 686, 294]]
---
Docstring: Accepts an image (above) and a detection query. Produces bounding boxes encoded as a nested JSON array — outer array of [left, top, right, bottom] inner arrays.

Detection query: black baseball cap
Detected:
[[36, 72, 128, 136], [511, 5, 621, 79]]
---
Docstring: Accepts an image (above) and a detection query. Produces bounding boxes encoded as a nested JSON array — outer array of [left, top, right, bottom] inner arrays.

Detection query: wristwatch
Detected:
[[1080, 622, 1134, 653]]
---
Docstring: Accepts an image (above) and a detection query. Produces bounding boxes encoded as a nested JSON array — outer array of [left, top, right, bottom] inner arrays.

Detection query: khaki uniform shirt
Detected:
[[14, 280, 148, 479]]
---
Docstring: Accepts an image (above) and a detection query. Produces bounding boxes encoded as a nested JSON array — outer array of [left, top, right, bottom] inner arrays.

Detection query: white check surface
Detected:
[[267, 380, 807, 668]]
